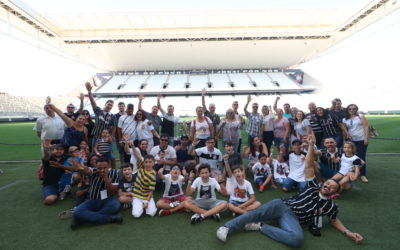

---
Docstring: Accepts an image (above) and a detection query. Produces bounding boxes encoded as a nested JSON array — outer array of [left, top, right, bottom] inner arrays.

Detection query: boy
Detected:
[[183, 163, 228, 224], [156, 164, 189, 216], [271, 157, 289, 186], [225, 166, 261, 216], [118, 163, 135, 209], [252, 153, 275, 192], [131, 155, 157, 218]]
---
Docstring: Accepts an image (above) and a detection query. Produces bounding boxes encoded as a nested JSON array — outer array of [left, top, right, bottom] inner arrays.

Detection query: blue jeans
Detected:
[[282, 177, 306, 192], [73, 197, 120, 224], [318, 162, 338, 179], [58, 172, 73, 192], [225, 199, 304, 248]]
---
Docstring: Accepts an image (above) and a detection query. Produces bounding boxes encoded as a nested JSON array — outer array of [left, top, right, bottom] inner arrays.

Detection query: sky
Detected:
[[0, 0, 399, 113]]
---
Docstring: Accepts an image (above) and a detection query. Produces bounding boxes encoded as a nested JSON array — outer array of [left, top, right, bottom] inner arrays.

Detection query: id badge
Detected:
[[100, 190, 108, 200]]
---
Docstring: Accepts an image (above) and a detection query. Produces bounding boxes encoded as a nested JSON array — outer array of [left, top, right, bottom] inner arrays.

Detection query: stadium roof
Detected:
[[1, 0, 399, 71]]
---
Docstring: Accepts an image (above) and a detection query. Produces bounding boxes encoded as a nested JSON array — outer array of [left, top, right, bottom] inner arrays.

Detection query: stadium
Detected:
[[0, 0, 399, 249]]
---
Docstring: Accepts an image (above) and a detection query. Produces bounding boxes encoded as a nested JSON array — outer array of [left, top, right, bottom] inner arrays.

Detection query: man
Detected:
[[330, 98, 346, 121], [118, 103, 136, 162], [306, 102, 324, 148], [201, 89, 220, 147], [216, 136, 363, 248], [315, 137, 343, 180], [114, 102, 126, 163], [273, 96, 291, 119], [85, 82, 116, 166], [139, 93, 162, 146], [232, 100, 244, 153], [157, 94, 182, 146], [33, 104, 65, 155], [189, 137, 223, 177], [70, 158, 122, 230], [244, 95, 263, 146], [64, 93, 84, 121], [149, 134, 177, 168]]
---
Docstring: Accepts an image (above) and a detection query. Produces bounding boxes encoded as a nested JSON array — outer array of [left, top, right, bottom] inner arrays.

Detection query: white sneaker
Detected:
[[216, 226, 229, 242], [244, 222, 262, 231]]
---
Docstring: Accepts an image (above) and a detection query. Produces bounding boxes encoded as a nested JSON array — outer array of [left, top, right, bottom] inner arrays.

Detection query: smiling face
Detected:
[[122, 166, 133, 178], [316, 107, 324, 117], [276, 108, 283, 117], [261, 106, 269, 115], [296, 111, 304, 121], [209, 103, 216, 113], [76, 115, 85, 126], [104, 101, 114, 112], [343, 143, 355, 156], [320, 179, 340, 196], [118, 103, 126, 113], [199, 167, 210, 182], [79, 140, 88, 150], [224, 143, 234, 154], [170, 165, 181, 179], [196, 106, 204, 117], [96, 161, 109, 176], [323, 138, 336, 151], [252, 136, 261, 146], [139, 140, 149, 151]]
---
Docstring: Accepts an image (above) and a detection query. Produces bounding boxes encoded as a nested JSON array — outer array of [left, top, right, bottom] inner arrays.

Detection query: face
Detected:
[[160, 137, 169, 148], [144, 158, 154, 170], [224, 144, 233, 154], [343, 143, 353, 155], [226, 109, 235, 119], [118, 103, 126, 113], [104, 101, 114, 112], [180, 137, 188, 145], [348, 105, 357, 115], [101, 130, 110, 138], [122, 166, 133, 177], [259, 156, 267, 165], [96, 161, 109, 176], [252, 104, 259, 112], [292, 142, 301, 153], [82, 110, 90, 120], [320, 179, 340, 196], [44, 105, 54, 117], [139, 140, 149, 150], [76, 115, 85, 125], [261, 106, 269, 115], [232, 101, 238, 110], [276, 109, 283, 116], [308, 102, 316, 111], [126, 105, 134, 115], [54, 147, 64, 157], [196, 107, 204, 116], [296, 111, 304, 120], [135, 111, 144, 121], [323, 138, 336, 151], [317, 108, 324, 117], [233, 168, 244, 181], [206, 139, 215, 150], [252, 136, 261, 145], [209, 104, 216, 113], [151, 106, 158, 115], [79, 141, 87, 149], [199, 168, 210, 181], [71, 150, 80, 157], [67, 105, 75, 113], [283, 104, 290, 113], [335, 101, 342, 109], [291, 107, 298, 117], [89, 156, 99, 167], [170, 166, 181, 178], [301, 136, 308, 144], [167, 105, 174, 114]]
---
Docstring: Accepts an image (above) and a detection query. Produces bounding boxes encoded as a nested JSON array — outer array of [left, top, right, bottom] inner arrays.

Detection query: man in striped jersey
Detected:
[[217, 136, 363, 247]]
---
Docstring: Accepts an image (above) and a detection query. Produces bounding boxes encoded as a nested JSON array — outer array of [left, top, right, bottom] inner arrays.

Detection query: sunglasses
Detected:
[[67, 106, 74, 108]]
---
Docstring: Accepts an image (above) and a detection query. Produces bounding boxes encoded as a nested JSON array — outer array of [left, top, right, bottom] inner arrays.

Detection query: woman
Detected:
[[217, 108, 241, 153], [243, 136, 269, 171], [316, 107, 347, 148], [261, 105, 275, 154], [273, 108, 290, 150], [294, 110, 310, 139], [124, 134, 148, 175], [46, 97, 88, 148], [135, 110, 159, 153], [82, 109, 94, 151], [343, 104, 369, 183], [190, 106, 214, 148]]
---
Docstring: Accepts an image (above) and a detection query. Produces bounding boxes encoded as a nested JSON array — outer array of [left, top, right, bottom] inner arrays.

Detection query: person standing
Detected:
[[63, 93, 84, 121], [244, 95, 263, 147], [138, 93, 162, 146], [202, 89, 220, 147], [157, 94, 182, 146]]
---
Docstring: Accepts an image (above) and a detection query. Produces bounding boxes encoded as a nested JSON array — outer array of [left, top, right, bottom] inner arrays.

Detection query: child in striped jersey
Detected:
[[131, 155, 157, 218], [94, 129, 112, 161]]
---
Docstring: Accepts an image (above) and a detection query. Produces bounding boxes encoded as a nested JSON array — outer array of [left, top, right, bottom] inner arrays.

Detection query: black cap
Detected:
[[292, 139, 301, 145]]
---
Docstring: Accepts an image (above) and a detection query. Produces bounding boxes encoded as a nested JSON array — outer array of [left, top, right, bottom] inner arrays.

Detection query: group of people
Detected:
[[34, 82, 368, 247]]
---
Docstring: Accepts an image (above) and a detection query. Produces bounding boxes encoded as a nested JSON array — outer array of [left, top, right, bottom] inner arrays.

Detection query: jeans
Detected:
[[318, 162, 338, 179], [353, 140, 368, 176], [282, 177, 306, 192], [262, 131, 274, 154], [225, 199, 304, 248], [73, 197, 120, 224]]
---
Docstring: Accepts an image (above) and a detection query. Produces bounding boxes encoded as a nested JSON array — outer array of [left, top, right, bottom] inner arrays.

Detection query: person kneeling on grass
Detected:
[[251, 153, 277, 192], [216, 136, 363, 248], [118, 163, 136, 209], [157, 164, 191, 216], [183, 163, 228, 224], [131, 155, 157, 218]]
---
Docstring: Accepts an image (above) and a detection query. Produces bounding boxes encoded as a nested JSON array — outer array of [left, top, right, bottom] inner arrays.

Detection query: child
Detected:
[[156, 164, 190, 216], [251, 153, 276, 192], [118, 163, 136, 209], [183, 163, 228, 224], [59, 146, 84, 200], [131, 155, 157, 218], [155, 150, 168, 173], [331, 141, 362, 198], [78, 140, 90, 164], [94, 129, 112, 162], [225, 166, 261, 216], [271, 156, 289, 186]]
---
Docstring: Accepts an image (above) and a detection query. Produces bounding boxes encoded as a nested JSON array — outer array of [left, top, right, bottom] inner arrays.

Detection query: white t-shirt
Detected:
[[161, 110, 181, 123], [262, 113, 275, 131], [229, 177, 254, 203], [191, 117, 212, 139], [163, 174, 184, 198], [118, 114, 137, 140], [129, 148, 143, 174], [294, 119, 310, 137], [343, 115, 365, 141], [287, 151, 306, 182], [272, 159, 289, 180], [33, 115, 65, 140], [339, 154, 361, 175], [252, 162, 272, 181], [137, 119, 154, 140], [150, 145, 177, 160], [194, 147, 222, 171], [191, 177, 220, 200]]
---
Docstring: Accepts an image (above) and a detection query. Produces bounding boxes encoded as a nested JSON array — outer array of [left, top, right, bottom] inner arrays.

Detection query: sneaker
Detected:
[[169, 201, 180, 208], [158, 209, 172, 217], [259, 185, 265, 192], [110, 214, 123, 224], [212, 213, 221, 222], [244, 222, 262, 231], [59, 209, 73, 219], [58, 192, 67, 201], [63, 184, 72, 193], [190, 213, 204, 224], [216, 226, 229, 242], [70, 217, 82, 230]]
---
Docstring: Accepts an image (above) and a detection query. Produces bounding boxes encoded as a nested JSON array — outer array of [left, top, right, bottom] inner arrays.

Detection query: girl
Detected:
[[78, 140, 90, 164], [294, 110, 310, 139]]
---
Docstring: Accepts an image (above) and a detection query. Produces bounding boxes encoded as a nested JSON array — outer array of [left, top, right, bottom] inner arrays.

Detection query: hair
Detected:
[[160, 134, 169, 140], [122, 163, 133, 170], [231, 165, 244, 173], [195, 106, 203, 112], [171, 163, 182, 171], [158, 149, 165, 154], [118, 102, 125, 106], [87, 154, 99, 167], [135, 110, 146, 121], [295, 110, 305, 122], [284, 103, 290, 107], [252, 103, 259, 106], [258, 153, 268, 160], [106, 100, 114, 104], [206, 137, 215, 143], [323, 137, 336, 144], [198, 163, 211, 174], [316, 107, 327, 120], [343, 141, 357, 154], [137, 139, 148, 156], [167, 105, 174, 108], [127, 103, 134, 108], [345, 104, 359, 119], [96, 157, 109, 164], [224, 141, 233, 147], [143, 155, 155, 161], [250, 136, 262, 157]]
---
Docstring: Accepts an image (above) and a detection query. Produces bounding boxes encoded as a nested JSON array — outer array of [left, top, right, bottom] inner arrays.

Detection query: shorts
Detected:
[[160, 194, 187, 204], [255, 176, 268, 186], [192, 198, 227, 210], [42, 184, 59, 199], [229, 200, 246, 206], [274, 178, 286, 185]]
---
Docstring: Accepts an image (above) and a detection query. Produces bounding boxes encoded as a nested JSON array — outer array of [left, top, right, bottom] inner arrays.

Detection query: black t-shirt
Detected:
[[42, 155, 67, 185], [64, 112, 80, 121], [118, 175, 135, 193], [161, 118, 174, 136], [225, 152, 242, 168], [330, 108, 346, 122]]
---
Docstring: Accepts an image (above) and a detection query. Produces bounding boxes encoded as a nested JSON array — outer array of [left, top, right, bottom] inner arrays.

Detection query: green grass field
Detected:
[[0, 116, 399, 249]]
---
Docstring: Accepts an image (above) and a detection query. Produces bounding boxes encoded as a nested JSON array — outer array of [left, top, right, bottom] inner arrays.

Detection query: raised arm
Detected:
[[85, 81, 98, 111], [46, 97, 74, 127], [77, 93, 84, 114], [185, 171, 196, 196], [157, 94, 164, 113], [201, 88, 207, 112], [304, 133, 316, 179], [273, 96, 280, 113], [243, 95, 251, 116], [138, 93, 145, 111]]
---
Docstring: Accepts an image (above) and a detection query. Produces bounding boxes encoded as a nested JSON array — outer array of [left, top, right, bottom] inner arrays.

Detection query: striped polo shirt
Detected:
[[132, 159, 156, 200]]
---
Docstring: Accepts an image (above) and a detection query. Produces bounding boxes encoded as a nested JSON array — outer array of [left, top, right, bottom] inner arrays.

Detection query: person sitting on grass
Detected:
[[189, 137, 223, 178], [271, 156, 289, 186], [330, 141, 362, 199], [58, 146, 84, 201], [118, 163, 136, 209], [251, 153, 276, 192], [216, 136, 364, 247], [78, 140, 90, 165], [224, 164, 261, 216], [282, 139, 307, 192], [157, 164, 191, 216], [183, 163, 228, 224], [131, 155, 157, 218]]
